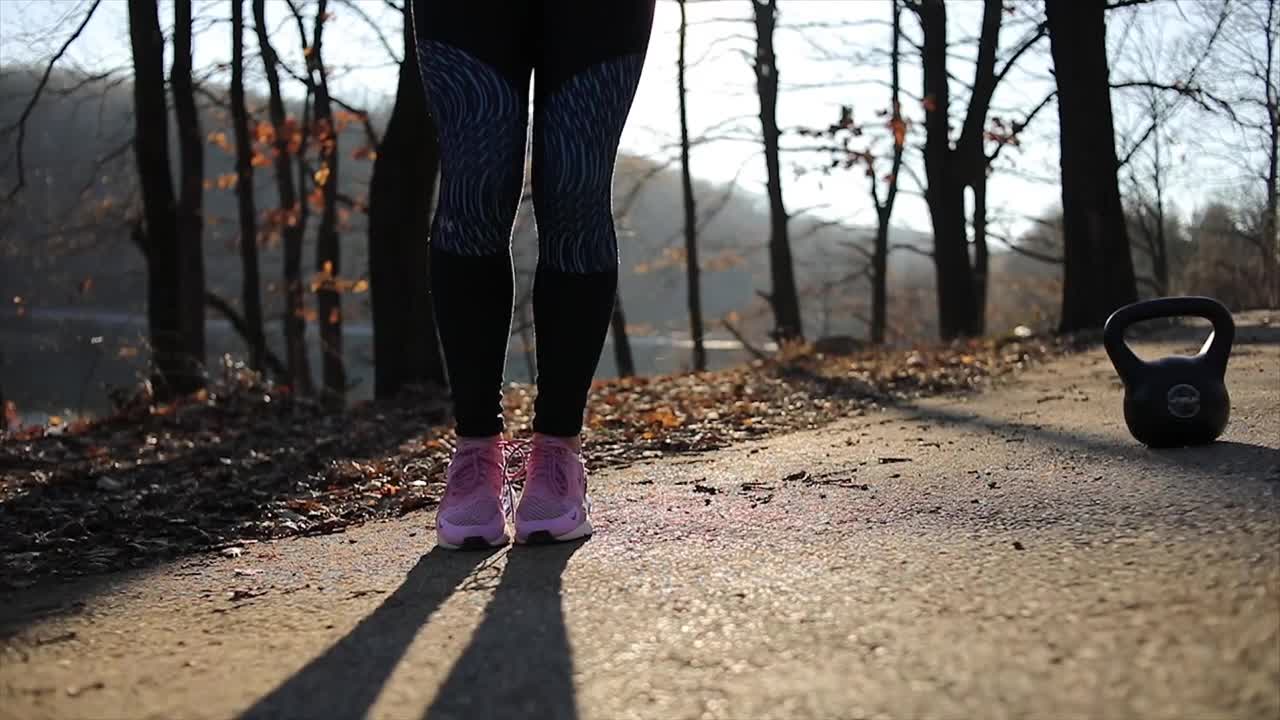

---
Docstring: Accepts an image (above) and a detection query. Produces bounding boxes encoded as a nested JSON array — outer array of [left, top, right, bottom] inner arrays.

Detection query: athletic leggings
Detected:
[[411, 0, 655, 438]]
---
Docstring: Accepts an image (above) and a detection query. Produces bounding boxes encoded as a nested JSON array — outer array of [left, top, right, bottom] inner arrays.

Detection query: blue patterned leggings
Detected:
[[412, 0, 655, 437]]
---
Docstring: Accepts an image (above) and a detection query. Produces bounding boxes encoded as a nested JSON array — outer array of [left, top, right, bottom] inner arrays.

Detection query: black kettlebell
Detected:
[[1103, 296, 1234, 448]]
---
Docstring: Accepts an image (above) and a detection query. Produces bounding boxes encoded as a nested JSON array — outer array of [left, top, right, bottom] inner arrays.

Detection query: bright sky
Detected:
[[0, 0, 1259, 243]]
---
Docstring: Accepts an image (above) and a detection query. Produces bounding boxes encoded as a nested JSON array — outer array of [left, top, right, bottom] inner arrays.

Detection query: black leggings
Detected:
[[412, 0, 656, 438]]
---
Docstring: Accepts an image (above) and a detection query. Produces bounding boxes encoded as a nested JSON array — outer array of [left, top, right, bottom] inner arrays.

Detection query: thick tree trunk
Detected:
[[610, 292, 635, 378], [916, 0, 982, 340], [128, 0, 192, 398], [369, 2, 445, 398], [171, 0, 206, 379], [230, 0, 266, 372], [310, 0, 345, 399], [1047, 0, 1137, 332], [752, 0, 803, 342], [677, 0, 706, 371], [914, 0, 1010, 339]]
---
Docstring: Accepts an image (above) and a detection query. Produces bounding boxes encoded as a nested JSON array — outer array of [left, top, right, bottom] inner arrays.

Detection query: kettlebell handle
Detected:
[[1103, 296, 1235, 382]]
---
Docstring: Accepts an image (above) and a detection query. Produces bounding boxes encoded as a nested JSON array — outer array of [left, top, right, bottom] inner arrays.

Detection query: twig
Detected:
[[204, 292, 289, 378], [335, 0, 401, 64], [721, 317, 771, 362], [987, 90, 1057, 165], [4, 0, 103, 201]]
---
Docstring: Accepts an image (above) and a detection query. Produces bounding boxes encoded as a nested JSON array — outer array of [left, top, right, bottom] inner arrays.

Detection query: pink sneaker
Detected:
[[514, 435, 593, 544], [435, 437, 513, 549]]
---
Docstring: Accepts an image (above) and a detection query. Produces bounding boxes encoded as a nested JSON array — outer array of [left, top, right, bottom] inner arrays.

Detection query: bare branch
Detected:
[[795, 217, 845, 241], [335, 0, 401, 64], [987, 90, 1057, 164], [1110, 80, 1237, 117], [839, 239, 876, 262], [4, 0, 104, 201], [890, 242, 933, 259], [75, 135, 135, 197], [989, 230, 1064, 264], [329, 95, 380, 147], [1116, 118, 1158, 170], [616, 156, 678, 217], [205, 291, 289, 377], [1106, 0, 1157, 9], [993, 22, 1048, 87], [721, 316, 771, 362], [1007, 241, 1064, 264]]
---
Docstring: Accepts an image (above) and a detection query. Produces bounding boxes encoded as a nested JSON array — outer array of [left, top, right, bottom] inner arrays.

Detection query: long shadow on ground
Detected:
[[895, 399, 1279, 479], [235, 541, 584, 720], [424, 541, 584, 720], [238, 546, 500, 720]]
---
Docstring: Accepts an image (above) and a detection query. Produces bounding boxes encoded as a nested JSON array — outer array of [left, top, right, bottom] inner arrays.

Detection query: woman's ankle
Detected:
[[533, 432, 582, 453], [456, 433, 502, 449]]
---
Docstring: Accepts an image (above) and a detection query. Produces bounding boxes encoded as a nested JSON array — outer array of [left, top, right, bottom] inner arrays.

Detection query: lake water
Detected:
[[2, 307, 758, 424]]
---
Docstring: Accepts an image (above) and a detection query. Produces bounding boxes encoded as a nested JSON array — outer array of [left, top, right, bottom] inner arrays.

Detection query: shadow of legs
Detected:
[[901, 400, 1279, 474], [239, 546, 499, 720], [425, 541, 585, 720]]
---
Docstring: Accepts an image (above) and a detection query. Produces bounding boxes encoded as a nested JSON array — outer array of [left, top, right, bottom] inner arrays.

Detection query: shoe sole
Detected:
[[515, 517, 593, 545], [436, 528, 510, 550]]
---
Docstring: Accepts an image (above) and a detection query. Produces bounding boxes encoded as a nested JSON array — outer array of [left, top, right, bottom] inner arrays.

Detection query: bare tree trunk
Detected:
[[171, 0, 206, 379], [1047, 0, 1138, 332], [254, 0, 313, 394], [311, 0, 345, 400], [1268, 106, 1278, 306], [1265, 0, 1279, 307], [870, 0, 905, 345], [610, 291, 635, 378], [127, 0, 192, 398], [369, 1, 446, 398], [1150, 113, 1170, 296], [677, 0, 706, 371], [230, 0, 266, 372], [870, 223, 890, 344], [752, 0, 803, 342], [972, 177, 989, 333], [915, 0, 983, 339]]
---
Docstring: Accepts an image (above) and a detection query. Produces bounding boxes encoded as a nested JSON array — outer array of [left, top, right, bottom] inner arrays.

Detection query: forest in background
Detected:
[[0, 0, 1275, 423]]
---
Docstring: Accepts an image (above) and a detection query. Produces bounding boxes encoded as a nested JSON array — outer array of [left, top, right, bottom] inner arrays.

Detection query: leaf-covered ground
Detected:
[[1, 334, 1073, 588]]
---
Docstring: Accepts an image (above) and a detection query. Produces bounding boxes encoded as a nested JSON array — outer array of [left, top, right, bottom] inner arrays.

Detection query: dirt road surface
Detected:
[[3, 318, 1277, 720]]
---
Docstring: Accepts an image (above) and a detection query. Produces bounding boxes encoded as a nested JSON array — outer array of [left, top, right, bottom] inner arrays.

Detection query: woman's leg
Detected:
[[513, 0, 655, 545], [529, 0, 657, 437], [413, 0, 533, 438], [413, 1, 536, 548]]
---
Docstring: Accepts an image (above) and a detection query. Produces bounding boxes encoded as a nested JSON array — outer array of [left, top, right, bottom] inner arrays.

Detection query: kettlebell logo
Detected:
[[1167, 384, 1201, 419]]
